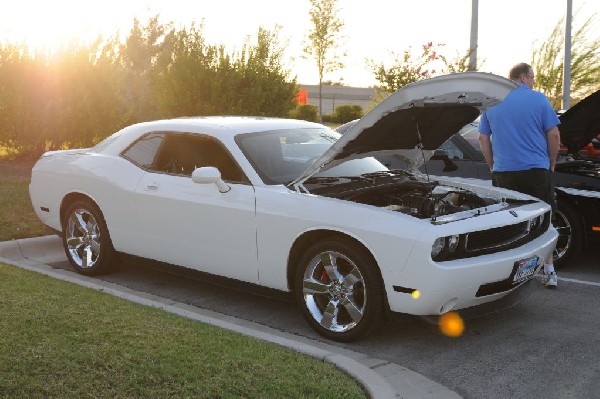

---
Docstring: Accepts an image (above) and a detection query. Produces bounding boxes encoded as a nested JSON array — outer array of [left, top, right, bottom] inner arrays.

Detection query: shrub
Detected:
[[291, 104, 319, 122], [321, 113, 336, 123], [335, 104, 363, 124]]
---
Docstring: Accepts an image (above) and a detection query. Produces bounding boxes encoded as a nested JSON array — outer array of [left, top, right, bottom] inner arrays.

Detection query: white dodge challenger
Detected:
[[30, 72, 557, 341]]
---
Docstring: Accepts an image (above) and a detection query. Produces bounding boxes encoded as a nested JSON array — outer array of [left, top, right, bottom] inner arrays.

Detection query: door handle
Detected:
[[145, 182, 160, 191]]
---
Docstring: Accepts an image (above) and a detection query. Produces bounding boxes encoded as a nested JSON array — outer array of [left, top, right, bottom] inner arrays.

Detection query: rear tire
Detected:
[[62, 200, 116, 276], [294, 238, 385, 342]]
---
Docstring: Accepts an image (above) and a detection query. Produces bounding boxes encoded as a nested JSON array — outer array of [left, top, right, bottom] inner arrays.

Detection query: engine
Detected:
[[384, 188, 495, 217], [338, 180, 496, 219]]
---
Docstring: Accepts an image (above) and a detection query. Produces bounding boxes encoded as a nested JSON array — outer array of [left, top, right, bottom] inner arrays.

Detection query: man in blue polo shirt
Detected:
[[479, 62, 561, 288]]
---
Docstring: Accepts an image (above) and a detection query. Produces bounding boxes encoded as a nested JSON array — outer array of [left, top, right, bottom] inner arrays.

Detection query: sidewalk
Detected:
[[0, 235, 463, 399]]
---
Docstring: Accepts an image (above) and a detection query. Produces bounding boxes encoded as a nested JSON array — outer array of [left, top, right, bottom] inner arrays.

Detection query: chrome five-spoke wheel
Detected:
[[66, 208, 101, 269], [62, 200, 116, 275], [302, 251, 366, 333], [295, 239, 384, 342]]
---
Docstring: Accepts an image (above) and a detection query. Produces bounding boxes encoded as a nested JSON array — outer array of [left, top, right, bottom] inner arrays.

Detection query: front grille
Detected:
[[432, 211, 551, 262], [466, 221, 530, 252], [463, 211, 551, 258]]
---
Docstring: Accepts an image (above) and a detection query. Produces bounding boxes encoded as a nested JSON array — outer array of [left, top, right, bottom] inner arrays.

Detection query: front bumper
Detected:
[[385, 227, 557, 316]]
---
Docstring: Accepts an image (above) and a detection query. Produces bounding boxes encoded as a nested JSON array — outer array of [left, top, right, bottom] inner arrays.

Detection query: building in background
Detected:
[[299, 84, 377, 115]]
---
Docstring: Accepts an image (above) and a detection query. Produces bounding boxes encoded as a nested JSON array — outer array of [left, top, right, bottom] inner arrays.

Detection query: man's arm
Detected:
[[479, 133, 494, 171], [546, 125, 560, 171]]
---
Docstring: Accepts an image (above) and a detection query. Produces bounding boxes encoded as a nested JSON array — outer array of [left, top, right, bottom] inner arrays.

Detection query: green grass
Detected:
[[0, 159, 366, 398], [0, 158, 53, 240], [0, 179, 53, 240], [0, 264, 365, 398]]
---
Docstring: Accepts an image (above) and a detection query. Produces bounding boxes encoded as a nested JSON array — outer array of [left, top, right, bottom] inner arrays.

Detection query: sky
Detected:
[[1, 0, 598, 87]]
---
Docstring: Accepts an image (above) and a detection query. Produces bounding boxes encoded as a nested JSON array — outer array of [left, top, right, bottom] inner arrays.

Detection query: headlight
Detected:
[[538, 212, 545, 227], [432, 234, 464, 261], [530, 213, 546, 231], [448, 235, 460, 252], [431, 237, 446, 259], [529, 217, 539, 230]]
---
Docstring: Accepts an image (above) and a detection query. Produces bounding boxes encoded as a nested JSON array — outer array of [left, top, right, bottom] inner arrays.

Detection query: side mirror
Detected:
[[431, 149, 449, 160], [592, 138, 600, 150], [430, 149, 458, 172], [192, 167, 231, 193]]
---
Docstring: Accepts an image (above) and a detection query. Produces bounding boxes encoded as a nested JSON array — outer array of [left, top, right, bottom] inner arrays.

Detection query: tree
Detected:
[[231, 26, 298, 116], [368, 43, 483, 99], [0, 16, 300, 158], [303, 0, 346, 121], [154, 24, 298, 118], [439, 48, 482, 74], [50, 39, 129, 147], [0, 38, 128, 156], [152, 22, 224, 117], [367, 42, 441, 99], [0, 43, 39, 153], [532, 15, 600, 108], [118, 16, 175, 123]]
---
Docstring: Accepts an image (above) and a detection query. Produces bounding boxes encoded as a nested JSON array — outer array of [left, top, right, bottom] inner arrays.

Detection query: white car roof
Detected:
[[94, 116, 325, 156]]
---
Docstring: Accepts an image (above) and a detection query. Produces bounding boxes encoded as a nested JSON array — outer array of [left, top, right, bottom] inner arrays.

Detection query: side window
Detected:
[[439, 140, 464, 160], [151, 133, 248, 184], [121, 133, 165, 169]]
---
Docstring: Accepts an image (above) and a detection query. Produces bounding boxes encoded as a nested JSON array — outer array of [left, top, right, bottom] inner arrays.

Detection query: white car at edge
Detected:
[[29, 72, 557, 341]]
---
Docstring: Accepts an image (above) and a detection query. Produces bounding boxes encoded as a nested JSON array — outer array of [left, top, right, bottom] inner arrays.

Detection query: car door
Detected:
[[133, 132, 258, 283]]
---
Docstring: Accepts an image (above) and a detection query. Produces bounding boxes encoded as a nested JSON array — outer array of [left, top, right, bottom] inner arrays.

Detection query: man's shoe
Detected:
[[543, 271, 558, 288]]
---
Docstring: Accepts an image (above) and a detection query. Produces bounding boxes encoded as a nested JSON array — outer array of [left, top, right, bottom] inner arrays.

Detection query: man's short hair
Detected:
[[509, 63, 532, 80]]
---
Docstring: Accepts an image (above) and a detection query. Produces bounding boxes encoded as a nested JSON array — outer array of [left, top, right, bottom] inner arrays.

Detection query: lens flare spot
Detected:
[[411, 290, 421, 299], [439, 312, 464, 337]]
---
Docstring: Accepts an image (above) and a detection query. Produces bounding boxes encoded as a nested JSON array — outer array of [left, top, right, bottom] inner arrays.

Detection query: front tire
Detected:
[[62, 200, 116, 276], [294, 239, 385, 342], [553, 201, 583, 267]]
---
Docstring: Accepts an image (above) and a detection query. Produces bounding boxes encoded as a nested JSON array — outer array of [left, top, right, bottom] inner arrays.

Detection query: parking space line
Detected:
[[560, 277, 600, 287]]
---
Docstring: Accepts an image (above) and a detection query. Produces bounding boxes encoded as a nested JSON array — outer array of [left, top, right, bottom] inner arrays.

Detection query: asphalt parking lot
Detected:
[[4, 237, 599, 399]]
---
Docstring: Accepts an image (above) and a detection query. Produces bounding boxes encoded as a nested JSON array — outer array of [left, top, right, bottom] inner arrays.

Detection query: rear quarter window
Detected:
[[121, 133, 165, 169]]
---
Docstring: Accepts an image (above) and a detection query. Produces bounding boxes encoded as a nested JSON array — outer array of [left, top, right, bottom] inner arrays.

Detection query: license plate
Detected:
[[512, 256, 539, 284]]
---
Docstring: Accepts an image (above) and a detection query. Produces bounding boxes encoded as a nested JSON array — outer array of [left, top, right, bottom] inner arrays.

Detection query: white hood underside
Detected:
[[293, 72, 518, 191]]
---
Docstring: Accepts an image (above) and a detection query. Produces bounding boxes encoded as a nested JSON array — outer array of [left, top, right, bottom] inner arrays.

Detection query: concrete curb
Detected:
[[0, 235, 462, 399]]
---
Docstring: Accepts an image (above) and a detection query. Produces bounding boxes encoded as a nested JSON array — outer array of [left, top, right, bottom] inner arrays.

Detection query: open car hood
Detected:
[[559, 90, 600, 154], [292, 72, 518, 190]]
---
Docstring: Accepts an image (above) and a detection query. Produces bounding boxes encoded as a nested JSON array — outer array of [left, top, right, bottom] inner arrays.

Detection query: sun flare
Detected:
[[439, 312, 465, 337], [1, 2, 109, 53]]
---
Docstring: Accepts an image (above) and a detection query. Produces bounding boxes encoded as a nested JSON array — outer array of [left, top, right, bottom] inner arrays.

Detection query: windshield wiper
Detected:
[[301, 175, 371, 185], [303, 176, 341, 183], [286, 176, 342, 187], [361, 170, 413, 179]]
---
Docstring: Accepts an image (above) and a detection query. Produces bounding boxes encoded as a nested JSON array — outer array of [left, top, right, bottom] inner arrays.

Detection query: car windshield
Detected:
[[236, 127, 387, 184], [458, 119, 483, 154]]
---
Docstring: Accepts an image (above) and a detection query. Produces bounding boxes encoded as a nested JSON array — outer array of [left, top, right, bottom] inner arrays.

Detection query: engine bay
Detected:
[[556, 154, 600, 179], [308, 173, 498, 220]]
